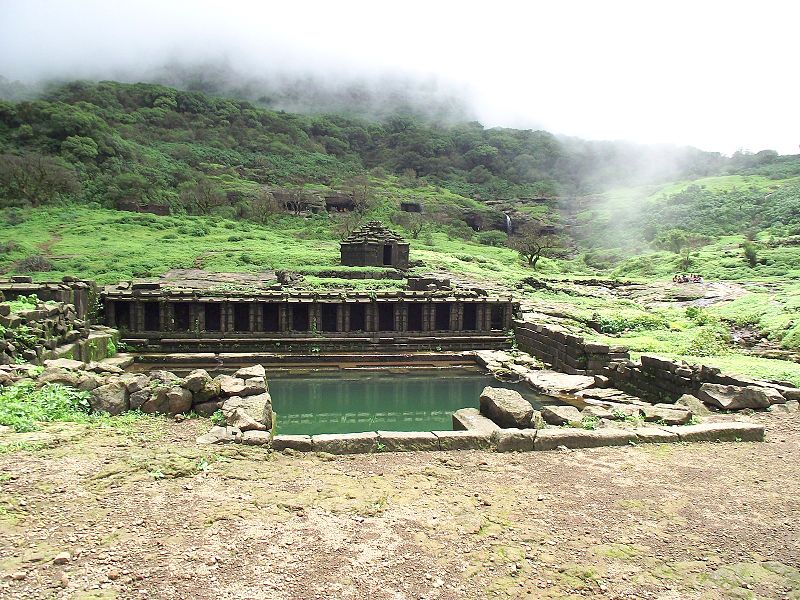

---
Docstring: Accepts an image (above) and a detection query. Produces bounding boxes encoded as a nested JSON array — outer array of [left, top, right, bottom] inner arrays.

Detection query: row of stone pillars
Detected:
[[108, 300, 511, 334]]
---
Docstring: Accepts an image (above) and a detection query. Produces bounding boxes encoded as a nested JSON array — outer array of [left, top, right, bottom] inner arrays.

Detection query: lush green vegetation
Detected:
[[0, 380, 91, 431], [0, 80, 798, 385]]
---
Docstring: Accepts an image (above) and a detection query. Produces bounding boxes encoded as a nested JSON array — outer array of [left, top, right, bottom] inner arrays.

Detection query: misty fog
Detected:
[[1, 0, 798, 154]]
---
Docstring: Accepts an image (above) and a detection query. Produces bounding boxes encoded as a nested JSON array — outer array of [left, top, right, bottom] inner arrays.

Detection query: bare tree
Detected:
[[507, 223, 565, 269], [391, 211, 426, 239], [345, 174, 373, 214]]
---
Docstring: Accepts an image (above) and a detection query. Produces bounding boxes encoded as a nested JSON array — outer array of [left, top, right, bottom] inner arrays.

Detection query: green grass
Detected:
[[0, 380, 158, 432]]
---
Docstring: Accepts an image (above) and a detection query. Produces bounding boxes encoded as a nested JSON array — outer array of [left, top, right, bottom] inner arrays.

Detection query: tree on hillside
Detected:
[[0, 152, 78, 207], [178, 177, 226, 215], [344, 174, 373, 214], [391, 211, 426, 239], [507, 223, 566, 269]]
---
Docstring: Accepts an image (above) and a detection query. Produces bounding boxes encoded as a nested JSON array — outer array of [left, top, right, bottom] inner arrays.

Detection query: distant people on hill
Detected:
[[672, 273, 705, 283]]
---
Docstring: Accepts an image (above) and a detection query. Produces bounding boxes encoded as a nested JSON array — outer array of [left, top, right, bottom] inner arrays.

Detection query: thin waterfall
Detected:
[[503, 212, 512, 234]]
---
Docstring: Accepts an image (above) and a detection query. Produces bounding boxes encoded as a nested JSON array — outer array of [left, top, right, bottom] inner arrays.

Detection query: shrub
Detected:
[[16, 254, 54, 272], [593, 312, 669, 334], [477, 230, 508, 247], [0, 381, 91, 432]]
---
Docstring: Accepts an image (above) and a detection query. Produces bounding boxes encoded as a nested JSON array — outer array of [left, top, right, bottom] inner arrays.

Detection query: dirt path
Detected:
[[1, 412, 799, 599]]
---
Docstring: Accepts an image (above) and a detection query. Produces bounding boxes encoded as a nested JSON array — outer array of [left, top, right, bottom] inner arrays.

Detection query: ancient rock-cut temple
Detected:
[[103, 286, 515, 353], [340, 221, 410, 270]]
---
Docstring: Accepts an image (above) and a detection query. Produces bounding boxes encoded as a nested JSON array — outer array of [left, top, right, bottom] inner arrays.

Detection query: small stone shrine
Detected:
[[340, 221, 410, 269]]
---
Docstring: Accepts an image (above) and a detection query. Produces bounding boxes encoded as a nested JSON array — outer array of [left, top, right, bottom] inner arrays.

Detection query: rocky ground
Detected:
[[1, 411, 799, 600]]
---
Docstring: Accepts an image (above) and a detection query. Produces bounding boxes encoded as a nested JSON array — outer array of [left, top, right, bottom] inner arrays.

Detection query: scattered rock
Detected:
[[216, 374, 246, 396], [43, 358, 85, 371], [53, 551, 71, 565], [182, 369, 212, 393], [196, 425, 242, 445], [676, 393, 711, 416], [480, 386, 535, 428], [698, 383, 784, 410], [541, 405, 582, 426], [526, 371, 595, 395], [221, 392, 273, 431], [641, 405, 692, 425], [234, 364, 266, 379], [241, 430, 272, 446], [166, 386, 193, 415], [452, 408, 500, 434]]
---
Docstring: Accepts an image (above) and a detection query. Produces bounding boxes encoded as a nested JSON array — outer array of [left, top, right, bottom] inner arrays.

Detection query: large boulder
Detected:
[[541, 405, 582, 426], [698, 383, 784, 410], [89, 381, 129, 416], [479, 386, 535, 428], [182, 369, 212, 393], [141, 386, 171, 414], [221, 393, 273, 431], [123, 374, 150, 394], [166, 386, 193, 415]]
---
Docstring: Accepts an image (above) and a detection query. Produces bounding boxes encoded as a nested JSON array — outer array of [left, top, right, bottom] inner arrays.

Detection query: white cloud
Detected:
[[1, 0, 798, 153]]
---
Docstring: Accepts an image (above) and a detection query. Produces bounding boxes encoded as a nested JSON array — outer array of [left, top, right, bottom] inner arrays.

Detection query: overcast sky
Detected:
[[1, 0, 798, 154]]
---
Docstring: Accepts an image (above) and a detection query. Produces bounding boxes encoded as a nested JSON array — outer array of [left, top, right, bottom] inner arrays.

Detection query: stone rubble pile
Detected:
[[0, 296, 95, 365]]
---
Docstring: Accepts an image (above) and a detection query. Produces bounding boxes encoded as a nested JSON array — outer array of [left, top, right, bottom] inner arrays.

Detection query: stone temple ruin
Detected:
[[340, 221, 410, 270], [1, 216, 796, 454]]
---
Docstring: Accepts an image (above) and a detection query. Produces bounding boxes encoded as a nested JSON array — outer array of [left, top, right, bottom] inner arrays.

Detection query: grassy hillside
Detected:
[[0, 80, 798, 383]]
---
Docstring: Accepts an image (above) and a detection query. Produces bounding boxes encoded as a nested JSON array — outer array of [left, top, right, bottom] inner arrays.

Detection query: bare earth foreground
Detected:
[[1, 413, 799, 600]]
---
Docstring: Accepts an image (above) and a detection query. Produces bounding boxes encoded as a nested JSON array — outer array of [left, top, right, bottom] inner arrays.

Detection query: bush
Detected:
[[0, 381, 91, 432], [477, 230, 508, 247], [684, 325, 730, 356], [17, 254, 54, 272], [593, 312, 669, 334]]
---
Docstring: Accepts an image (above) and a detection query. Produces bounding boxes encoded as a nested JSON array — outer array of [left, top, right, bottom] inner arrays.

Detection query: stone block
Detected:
[[377, 431, 439, 452], [312, 431, 378, 454], [272, 434, 313, 452], [492, 428, 537, 452], [432, 430, 493, 451], [241, 430, 272, 446], [534, 428, 636, 451], [641, 405, 691, 425], [662, 422, 764, 442], [633, 427, 680, 444], [452, 408, 500, 434], [480, 386, 534, 428]]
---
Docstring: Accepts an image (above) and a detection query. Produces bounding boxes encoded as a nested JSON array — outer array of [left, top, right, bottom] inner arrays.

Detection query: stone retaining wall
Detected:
[[601, 355, 800, 404], [0, 294, 116, 366], [0, 277, 98, 321], [513, 321, 629, 375]]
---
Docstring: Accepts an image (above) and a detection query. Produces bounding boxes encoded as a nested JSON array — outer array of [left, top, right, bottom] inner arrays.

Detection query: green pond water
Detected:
[[268, 369, 549, 435]]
